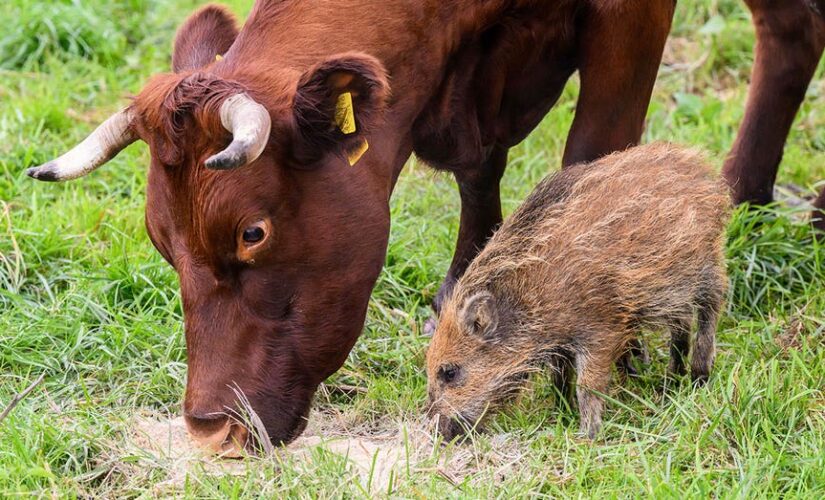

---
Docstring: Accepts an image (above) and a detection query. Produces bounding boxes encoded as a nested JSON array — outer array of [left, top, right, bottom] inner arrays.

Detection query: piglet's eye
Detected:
[[438, 364, 460, 384]]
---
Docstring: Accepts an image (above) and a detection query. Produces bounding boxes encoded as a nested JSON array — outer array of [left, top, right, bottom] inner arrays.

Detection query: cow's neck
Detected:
[[232, 0, 514, 101], [226, 0, 517, 197]]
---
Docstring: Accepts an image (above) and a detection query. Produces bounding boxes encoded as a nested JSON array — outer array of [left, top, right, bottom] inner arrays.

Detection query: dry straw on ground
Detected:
[[120, 410, 530, 494]]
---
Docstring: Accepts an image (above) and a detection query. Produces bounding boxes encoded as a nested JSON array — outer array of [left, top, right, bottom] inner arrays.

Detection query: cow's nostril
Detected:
[[184, 412, 250, 458], [184, 412, 228, 433], [185, 411, 226, 421]]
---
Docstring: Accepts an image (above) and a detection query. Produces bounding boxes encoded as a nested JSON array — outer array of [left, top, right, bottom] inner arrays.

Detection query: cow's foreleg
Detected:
[[431, 146, 508, 322], [722, 1, 825, 206], [561, 1, 673, 369], [562, 1, 674, 166]]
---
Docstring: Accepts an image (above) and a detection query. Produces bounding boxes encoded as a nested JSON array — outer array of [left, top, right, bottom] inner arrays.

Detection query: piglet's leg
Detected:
[[616, 338, 650, 379], [549, 352, 575, 407], [575, 352, 612, 439], [667, 317, 692, 377], [691, 281, 724, 385], [432, 146, 508, 317], [691, 312, 718, 384]]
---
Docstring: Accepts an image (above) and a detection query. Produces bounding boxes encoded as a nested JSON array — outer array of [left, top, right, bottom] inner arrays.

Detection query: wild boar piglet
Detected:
[[426, 143, 731, 440]]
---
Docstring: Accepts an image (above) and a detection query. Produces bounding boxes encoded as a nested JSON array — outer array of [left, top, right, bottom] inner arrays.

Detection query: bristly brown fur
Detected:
[[427, 143, 731, 440]]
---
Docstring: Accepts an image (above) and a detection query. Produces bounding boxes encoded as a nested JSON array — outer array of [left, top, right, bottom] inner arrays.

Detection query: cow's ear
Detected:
[[458, 292, 500, 341], [291, 52, 389, 165], [172, 5, 239, 72]]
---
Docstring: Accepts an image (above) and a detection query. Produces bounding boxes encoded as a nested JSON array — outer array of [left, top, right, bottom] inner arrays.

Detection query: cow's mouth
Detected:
[[186, 415, 250, 458], [186, 403, 312, 456]]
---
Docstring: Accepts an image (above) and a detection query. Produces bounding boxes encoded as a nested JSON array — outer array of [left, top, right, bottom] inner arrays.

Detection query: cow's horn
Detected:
[[205, 93, 271, 170], [26, 109, 137, 182]]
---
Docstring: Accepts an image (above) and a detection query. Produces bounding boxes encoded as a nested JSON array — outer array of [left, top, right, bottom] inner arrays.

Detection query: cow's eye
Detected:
[[438, 364, 460, 385], [238, 220, 270, 255], [243, 226, 265, 243]]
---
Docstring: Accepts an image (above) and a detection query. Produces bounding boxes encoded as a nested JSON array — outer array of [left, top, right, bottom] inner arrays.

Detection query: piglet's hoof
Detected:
[[617, 339, 650, 379], [812, 208, 825, 235], [617, 354, 639, 378]]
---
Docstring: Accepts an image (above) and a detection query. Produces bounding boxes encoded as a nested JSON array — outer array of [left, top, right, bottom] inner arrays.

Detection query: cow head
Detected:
[[27, 6, 391, 452]]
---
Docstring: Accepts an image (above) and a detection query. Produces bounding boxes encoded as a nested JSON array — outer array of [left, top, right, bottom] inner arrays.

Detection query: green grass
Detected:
[[1, 0, 824, 497]]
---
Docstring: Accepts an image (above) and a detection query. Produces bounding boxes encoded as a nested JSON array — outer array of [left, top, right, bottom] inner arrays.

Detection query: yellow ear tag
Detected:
[[334, 92, 357, 135], [347, 139, 369, 166], [215, 54, 224, 62]]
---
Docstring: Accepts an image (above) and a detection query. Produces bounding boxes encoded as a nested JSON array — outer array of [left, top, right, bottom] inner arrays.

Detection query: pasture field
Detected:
[[1, 0, 824, 497]]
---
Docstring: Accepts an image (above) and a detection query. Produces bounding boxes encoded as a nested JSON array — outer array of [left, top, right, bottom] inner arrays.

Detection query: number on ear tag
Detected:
[[335, 92, 357, 135]]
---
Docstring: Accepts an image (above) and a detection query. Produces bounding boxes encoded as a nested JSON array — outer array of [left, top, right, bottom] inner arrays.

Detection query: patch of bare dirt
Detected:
[[118, 411, 526, 494]]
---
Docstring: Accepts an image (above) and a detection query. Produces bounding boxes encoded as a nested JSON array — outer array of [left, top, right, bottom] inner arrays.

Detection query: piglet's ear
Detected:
[[292, 52, 389, 165], [459, 292, 500, 340]]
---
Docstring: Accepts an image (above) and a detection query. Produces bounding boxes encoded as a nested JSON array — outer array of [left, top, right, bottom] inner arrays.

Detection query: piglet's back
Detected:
[[458, 143, 731, 329]]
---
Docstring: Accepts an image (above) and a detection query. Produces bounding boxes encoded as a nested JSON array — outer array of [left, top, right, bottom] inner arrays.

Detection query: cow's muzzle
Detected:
[[184, 412, 249, 458]]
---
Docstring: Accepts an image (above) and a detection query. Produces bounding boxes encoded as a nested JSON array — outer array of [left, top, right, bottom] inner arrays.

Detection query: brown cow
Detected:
[[26, 0, 674, 451], [723, 0, 825, 230]]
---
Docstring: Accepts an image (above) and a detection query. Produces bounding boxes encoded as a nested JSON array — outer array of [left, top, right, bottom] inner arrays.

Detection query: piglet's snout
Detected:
[[434, 413, 468, 442]]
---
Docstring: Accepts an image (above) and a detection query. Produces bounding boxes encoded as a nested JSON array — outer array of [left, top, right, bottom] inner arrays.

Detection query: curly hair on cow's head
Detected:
[[130, 72, 251, 167]]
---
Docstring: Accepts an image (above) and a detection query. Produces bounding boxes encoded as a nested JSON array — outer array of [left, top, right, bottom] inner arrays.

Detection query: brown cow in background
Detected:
[[724, 0, 825, 229], [26, 0, 675, 451]]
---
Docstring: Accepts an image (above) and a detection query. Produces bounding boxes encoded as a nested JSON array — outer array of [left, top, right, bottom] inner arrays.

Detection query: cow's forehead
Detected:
[[148, 154, 287, 261]]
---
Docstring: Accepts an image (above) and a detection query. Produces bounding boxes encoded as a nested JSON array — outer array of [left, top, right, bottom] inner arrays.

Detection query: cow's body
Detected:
[[27, 0, 675, 450], [724, 0, 825, 229]]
